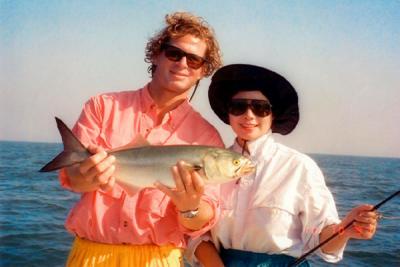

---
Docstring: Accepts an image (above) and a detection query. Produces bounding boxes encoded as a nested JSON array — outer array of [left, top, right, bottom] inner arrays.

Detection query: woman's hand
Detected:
[[340, 204, 379, 239], [320, 204, 379, 254], [66, 145, 116, 192]]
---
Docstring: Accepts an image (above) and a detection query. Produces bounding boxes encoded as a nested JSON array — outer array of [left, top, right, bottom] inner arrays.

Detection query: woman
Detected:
[[187, 64, 379, 266]]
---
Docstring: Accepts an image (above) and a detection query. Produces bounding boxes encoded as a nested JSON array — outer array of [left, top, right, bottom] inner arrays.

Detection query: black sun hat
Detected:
[[208, 64, 299, 135]]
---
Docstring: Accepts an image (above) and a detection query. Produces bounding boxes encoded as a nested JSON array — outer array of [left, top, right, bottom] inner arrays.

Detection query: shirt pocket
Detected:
[[249, 200, 298, 235], [98, 121, 133, 149]]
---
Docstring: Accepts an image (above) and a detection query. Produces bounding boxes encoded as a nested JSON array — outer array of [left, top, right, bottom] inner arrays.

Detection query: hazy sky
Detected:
[[1, 0, 399, 158]]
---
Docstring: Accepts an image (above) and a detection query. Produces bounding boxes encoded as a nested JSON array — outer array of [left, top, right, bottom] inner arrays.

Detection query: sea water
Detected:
[[0, 141, 399, 266]]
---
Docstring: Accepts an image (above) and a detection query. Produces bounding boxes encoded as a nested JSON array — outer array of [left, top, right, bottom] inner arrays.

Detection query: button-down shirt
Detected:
[[59, 85, 224, 247], [188, 132, 343, 263]]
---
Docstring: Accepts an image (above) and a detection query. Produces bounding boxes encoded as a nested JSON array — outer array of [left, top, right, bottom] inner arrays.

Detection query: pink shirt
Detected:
[[59, 85, 224, 248]]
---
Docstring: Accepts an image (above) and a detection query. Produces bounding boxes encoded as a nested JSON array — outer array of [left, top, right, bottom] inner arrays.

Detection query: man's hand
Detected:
[[155, 161, 214, 230], [66, 145, 116, 192], [155, 160, 204, 212]]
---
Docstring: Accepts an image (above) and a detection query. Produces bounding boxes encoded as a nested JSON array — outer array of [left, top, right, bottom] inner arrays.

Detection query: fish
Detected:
[[40, 117, 255, 193]]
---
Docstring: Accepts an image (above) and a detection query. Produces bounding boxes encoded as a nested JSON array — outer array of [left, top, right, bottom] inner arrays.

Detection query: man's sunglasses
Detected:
[[228, 99, 272, 117], [162, 44, 207, 69]]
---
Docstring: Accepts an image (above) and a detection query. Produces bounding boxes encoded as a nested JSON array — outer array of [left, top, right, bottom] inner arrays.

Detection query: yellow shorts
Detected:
[[66, 237, 183, 267]]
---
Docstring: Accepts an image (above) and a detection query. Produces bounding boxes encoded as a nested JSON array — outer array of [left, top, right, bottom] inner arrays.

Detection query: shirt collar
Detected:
[[140, 83, 193, 125], [231, 131, 276, 161], [140, 84, 157, 113]]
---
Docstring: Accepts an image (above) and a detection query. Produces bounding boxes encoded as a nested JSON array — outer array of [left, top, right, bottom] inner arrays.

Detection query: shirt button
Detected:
[[146, 129, 150, 132], [123, 221, 128, 227]]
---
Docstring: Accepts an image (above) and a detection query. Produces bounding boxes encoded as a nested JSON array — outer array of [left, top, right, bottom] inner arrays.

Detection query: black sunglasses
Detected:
[[228, 99, 272, 117], [161, 44, 207, 69]]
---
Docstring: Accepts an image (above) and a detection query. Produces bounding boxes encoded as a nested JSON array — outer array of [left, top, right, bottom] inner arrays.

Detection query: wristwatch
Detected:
[[179, 208, 199, 218]]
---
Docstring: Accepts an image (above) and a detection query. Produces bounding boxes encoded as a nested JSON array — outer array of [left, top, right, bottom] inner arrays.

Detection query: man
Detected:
[[59, 12, 224, 266]]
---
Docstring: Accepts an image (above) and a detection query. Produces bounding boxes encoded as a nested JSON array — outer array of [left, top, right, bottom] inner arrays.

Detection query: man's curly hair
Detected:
[[145, 12, 222, 77]]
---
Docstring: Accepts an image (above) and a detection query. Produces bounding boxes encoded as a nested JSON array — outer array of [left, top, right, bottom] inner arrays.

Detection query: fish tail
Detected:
[[39, 117, 89, 172]]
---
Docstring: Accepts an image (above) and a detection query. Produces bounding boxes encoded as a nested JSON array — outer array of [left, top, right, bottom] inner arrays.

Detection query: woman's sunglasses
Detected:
[[228, 99, 272, 117], [161, 44, 207, 69]]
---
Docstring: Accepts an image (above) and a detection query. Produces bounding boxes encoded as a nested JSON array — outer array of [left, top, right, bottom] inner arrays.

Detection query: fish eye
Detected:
[[233, 159, 241, 166]]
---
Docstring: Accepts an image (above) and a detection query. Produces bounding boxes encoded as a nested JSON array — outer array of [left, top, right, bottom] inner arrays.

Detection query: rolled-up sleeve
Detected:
[[300, 167, 343, 262], [59, 168, 72, 190], [57, 96, 103, 191], [178, 185, 221, 238]]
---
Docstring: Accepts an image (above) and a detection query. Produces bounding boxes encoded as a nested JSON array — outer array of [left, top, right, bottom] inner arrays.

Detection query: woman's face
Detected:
[[228, 90, 273, 142]]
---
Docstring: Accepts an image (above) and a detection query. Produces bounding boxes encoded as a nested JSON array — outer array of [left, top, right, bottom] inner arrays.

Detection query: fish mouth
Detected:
[[238, 163, 256, 176]]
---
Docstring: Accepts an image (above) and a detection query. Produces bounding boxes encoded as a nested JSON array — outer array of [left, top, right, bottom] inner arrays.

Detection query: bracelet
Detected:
[[179, 208, 199, 218]]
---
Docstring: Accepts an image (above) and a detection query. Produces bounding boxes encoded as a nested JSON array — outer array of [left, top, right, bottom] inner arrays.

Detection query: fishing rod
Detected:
[[290, 190, 400, 267]]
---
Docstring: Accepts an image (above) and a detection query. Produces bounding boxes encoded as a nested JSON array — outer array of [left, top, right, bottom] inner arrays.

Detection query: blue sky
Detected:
[[1, 0, 399, 157]]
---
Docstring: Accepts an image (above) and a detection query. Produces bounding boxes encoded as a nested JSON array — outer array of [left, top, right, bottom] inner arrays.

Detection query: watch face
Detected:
[[180, 209, 199, 218]]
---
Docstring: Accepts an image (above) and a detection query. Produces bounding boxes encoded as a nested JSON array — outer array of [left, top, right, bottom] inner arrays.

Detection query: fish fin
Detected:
[[193, 165, 203, 171], [131, 134, 151, 147], [109, 134, 151, 152], [189, 164, 207, 180], [39, 117, 89, 172], [181, 162, 203, 172]]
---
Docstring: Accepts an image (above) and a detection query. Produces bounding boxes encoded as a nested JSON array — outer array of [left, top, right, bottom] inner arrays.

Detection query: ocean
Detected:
[[0, 141, 399, 267]]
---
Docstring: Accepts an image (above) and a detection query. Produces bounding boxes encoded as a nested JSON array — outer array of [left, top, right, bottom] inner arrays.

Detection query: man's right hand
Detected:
[[66, 145, 116, 192]]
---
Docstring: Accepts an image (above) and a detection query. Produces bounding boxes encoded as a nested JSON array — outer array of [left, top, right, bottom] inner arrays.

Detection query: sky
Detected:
[[1, 0, 399, 158]]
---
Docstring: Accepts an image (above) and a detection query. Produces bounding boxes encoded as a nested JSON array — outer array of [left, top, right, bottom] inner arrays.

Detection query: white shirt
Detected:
[[187, 132, 344, 264]]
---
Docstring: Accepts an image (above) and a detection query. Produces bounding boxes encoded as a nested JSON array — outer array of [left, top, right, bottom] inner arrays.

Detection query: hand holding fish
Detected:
[[66, 145, 116, 192], [155, 161, 204, 212], [339, 204, 379, 240], [155, 161, 215, 230]]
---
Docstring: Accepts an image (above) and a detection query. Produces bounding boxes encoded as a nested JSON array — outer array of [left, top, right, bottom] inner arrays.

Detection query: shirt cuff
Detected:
[[59, 168, 73, 190], [185, 233, 213, 266], [178, 195, 221, 238], [58, 167, 124, 198], [308, 217, 344, 262]]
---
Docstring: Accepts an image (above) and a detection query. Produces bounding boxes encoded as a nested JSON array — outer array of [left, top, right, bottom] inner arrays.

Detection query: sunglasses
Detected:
[[162, 44, 207, 69], [228, 99, 272, 117]]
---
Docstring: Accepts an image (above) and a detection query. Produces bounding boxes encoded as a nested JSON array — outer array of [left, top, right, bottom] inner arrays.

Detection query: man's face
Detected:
[[152, 34, 207, 96]]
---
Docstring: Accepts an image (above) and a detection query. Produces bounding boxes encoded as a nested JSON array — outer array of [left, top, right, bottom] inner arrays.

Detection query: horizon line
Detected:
[[0, 139, 399, 160]]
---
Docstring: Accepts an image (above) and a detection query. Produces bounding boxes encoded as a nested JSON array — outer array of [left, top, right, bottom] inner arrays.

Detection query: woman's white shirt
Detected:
[[187, 132, 344, 264]]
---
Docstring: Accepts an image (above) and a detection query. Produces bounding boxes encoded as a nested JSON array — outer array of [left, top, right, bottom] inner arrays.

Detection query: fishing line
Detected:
[[290, 190, 400, 267], [380, 216, 400, 220], [241, 140, 247, 155], [189, 80, 200, 102]]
